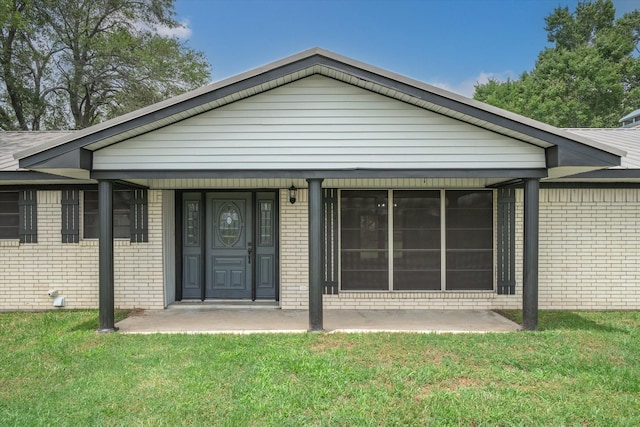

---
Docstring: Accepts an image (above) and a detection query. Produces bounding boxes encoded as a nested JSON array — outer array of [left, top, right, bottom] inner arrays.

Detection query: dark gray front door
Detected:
[[206, 193, 252, 299], [180, 191, 277, 300]]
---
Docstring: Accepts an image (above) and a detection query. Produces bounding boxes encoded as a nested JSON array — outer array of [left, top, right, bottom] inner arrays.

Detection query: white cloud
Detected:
[[154, 19, 192, 39], [429, 70, 517, 98]]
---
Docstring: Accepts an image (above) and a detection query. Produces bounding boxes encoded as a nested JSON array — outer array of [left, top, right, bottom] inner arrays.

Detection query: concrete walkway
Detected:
[[116, 304, 521, 334]]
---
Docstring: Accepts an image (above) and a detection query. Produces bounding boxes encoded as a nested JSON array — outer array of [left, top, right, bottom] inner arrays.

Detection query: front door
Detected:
[[206, 193, 252, 299], [180, 191, 277, 300]]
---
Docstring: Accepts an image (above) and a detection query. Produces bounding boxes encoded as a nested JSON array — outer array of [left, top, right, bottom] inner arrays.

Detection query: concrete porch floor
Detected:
[[115, 304, 521, 334]]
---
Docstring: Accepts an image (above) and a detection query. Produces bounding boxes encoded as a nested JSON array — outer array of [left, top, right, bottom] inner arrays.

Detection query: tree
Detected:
[[474, 0, 640, 128], [0, 0, 210, 130]]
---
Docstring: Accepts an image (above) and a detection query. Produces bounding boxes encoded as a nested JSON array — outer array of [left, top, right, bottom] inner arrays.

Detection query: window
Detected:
[[340, 191, 388, 290], [393, 191, 441, 290], [0, 192, 19, 239], [339, 189, 493, 291], [0, 190, 37, 242], [445, 191, 493, 290], [83, 189, 149, 241]]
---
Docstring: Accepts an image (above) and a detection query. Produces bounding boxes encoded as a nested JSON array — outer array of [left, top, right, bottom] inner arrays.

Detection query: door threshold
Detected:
[[172, 300, 280, 309]]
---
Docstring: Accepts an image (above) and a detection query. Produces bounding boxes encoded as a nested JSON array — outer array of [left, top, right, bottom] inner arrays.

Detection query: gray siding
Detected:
[[93, 75, 545, 171]]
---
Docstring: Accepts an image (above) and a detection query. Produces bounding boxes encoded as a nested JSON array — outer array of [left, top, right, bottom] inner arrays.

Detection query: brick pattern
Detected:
[[535, 188, 640, 309], [0, 190, 164, 310], [279, 189, 309, 309], [3, 187, 638, 312]]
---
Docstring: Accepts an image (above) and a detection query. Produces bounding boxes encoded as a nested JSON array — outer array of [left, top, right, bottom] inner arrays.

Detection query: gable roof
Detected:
[[15, 48, 623, 175]]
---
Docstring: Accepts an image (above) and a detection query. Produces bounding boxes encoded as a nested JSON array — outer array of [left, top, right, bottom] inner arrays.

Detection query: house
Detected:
[[620, 109, 640, 128], [1, 48, 639, 332]]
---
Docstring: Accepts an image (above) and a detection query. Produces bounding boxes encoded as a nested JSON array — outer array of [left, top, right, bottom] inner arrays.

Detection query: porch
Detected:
[[115, 305, 521, 334]]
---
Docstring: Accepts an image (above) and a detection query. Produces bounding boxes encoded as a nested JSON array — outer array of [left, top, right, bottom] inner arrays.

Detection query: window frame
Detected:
[[0, 190, 38, 243], [82, 188, 148, 242], [0, 191, 20, 240], [338, 189, 494, 292]]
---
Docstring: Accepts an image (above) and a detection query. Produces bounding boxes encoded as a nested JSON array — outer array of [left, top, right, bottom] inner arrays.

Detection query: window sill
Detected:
[[0, 239, 20, 247], [336, 290, 497, 299], [339, 290, 496, 293], [80, 239, 132, 246]]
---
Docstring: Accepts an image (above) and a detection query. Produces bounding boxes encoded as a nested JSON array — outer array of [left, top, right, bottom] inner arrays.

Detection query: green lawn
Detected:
[[1, 310, 638, 426]]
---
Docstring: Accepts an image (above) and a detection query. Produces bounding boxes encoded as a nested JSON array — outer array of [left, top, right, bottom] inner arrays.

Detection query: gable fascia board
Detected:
[[545, 145, 620, 168], [16, 47, 624, 169], [28, 148, 92, 170]]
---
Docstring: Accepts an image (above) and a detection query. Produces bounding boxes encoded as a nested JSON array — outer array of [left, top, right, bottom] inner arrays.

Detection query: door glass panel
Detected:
[[185, 200, 200, 246], [259, 200, 273, 246], [217, 202, 242, 246]]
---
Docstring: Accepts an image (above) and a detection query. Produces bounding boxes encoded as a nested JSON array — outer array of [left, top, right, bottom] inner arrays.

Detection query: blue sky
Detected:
[[172, 0, 639, 97]]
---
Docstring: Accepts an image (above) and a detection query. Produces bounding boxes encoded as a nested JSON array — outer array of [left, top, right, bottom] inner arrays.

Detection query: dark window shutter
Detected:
[[497, 187, 516, 294], [130, 189, 148, 243], [61, 189, 80, 243], [322, 188, 339, 294], [19, 190, 37, 243]]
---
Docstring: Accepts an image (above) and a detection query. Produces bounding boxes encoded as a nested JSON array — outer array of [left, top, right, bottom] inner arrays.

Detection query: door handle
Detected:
[[248, 243, 253, 264]]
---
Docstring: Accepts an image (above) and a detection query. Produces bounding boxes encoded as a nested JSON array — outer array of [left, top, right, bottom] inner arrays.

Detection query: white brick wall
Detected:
[[4, 187, 638, 312], [0, 190, 164, 310], [279, 189, 309, 309], [533, 188, 640, 309]]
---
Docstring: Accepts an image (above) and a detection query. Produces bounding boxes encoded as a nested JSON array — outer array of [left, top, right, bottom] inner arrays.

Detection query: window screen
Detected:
[[445, 190, 493, 290], [340, 190, 388, 290], [393, 190, 441, 290], [0, 192, 19, 239]]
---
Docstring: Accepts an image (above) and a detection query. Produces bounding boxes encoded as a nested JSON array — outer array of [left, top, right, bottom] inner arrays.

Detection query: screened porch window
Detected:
[[340, 189, 493, 291], [340, 191, 388, 290], [393, 190, 441, 290], [445, 191, 493, 290]]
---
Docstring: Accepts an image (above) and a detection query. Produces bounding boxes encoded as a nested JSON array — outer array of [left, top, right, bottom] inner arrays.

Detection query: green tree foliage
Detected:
[[0, 0, 210, 130], [474, 0, 640, 128]]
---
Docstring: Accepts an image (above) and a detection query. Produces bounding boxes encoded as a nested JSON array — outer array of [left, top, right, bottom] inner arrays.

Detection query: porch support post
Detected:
[[523, 178, 540, 331], [307, 178, 324, 332], [98, 179, 117, 333]]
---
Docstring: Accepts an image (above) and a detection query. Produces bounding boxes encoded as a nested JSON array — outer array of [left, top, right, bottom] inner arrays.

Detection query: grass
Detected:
[[1, 310, 639, 426]]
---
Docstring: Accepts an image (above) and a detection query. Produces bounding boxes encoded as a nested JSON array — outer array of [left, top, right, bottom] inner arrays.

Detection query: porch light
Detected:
[[289, 185, 297, 204]]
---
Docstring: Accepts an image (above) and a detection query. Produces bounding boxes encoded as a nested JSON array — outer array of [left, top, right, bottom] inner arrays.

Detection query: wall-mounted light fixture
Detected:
[[289, 184, 297, 204]]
